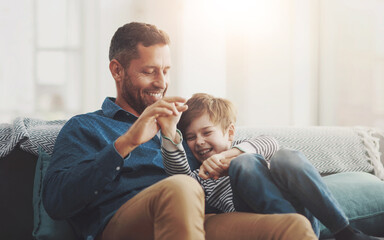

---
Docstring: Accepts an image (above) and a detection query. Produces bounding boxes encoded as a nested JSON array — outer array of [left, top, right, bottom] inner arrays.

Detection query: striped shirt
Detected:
[[161, 134, 279, 213]]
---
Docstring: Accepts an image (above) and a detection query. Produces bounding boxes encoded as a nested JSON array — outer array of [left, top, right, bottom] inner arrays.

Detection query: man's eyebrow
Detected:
[[143, 65, 171, 69]]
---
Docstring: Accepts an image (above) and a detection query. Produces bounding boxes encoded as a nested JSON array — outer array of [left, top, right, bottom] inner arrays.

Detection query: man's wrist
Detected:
[[114, 134, 138, 158]]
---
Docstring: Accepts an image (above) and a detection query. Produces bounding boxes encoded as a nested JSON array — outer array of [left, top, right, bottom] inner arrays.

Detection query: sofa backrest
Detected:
[[235, 126, 384, 180]]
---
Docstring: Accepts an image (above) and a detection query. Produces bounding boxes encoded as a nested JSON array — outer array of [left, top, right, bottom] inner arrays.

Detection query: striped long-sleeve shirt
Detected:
[[161, 134, 279, 213]]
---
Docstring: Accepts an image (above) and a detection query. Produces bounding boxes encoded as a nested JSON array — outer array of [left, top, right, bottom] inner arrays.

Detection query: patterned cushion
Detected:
[[235, 126, 377, 176]]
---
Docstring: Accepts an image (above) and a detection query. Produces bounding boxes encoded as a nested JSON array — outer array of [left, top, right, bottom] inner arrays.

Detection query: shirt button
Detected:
[[94, 191, 98, 195], [116, 166, 121, 171]]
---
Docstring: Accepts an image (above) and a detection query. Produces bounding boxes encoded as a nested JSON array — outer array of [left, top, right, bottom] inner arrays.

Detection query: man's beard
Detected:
[[121, 74, 167, 115]]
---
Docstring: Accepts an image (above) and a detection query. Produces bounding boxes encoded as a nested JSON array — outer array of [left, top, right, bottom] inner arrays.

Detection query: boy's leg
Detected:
[[98, 175, 205, 240], [204, 212, 317, 240], [269, 149, 349, 234], [229, 153, 320, 235], [229, 153, 297, 214]]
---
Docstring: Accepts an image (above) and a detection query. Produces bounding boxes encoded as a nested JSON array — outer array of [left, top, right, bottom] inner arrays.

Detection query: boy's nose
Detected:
[[196, 136, 205, 145]]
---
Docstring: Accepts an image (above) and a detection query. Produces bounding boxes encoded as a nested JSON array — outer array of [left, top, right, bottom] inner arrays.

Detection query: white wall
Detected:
[[0, 0, 34, 122], [319, 0, 384, 127], [1, 0, 383, 128], [176, 0, 320, 126]]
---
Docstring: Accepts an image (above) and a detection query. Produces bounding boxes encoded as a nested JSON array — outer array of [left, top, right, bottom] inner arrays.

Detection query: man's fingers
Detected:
[[176, 104, 188, 113], [152, 99, 185, 116], [162, 96, 187, 104], [152, 108, 174, 118]]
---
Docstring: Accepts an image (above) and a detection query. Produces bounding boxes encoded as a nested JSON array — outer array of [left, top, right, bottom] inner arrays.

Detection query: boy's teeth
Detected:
[[199, 149, 211, 155]]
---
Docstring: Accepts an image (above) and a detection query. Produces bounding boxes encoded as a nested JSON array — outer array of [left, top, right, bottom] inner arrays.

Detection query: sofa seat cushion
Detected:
[[320, 172, 384, 239]]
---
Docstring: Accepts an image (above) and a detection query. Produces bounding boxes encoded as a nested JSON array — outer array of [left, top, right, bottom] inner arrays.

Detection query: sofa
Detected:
[[1, 118, 384, 240]]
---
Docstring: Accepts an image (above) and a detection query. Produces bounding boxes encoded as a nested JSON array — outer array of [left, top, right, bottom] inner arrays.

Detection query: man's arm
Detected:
[[43, 96, 188, 220], [43, 117, 125, 219]]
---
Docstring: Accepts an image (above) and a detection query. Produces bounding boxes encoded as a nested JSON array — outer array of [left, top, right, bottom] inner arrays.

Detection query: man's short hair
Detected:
[[109, 22, 170, 68], [178, 93, 237, 135]]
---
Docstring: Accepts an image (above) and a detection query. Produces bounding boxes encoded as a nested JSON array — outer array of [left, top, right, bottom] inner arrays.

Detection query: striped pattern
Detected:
[[0, 117, 66, 158], [235, 126, 375, 176], [233, 135, 278, 161], [161, 136, 279, 213]]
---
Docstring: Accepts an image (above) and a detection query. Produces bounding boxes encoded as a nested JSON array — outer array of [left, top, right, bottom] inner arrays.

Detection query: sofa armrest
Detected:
[[0, 147, 37, 240]]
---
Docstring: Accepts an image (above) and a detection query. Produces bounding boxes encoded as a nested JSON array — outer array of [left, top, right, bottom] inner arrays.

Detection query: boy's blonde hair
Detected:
[[178, 93, 237, 135]]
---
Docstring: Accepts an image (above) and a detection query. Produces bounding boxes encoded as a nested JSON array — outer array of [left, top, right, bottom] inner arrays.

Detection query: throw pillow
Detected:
[[33, 148, 78, 240], [319, 172, 384, 239]]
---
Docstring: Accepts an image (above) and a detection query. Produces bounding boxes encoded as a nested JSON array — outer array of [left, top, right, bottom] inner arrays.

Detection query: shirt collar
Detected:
[[102, 97, 136, 119]]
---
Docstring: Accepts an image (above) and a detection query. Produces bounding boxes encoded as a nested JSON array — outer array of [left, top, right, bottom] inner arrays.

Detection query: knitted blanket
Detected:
[[236, 126, 384, 180], [0, 117, 66, 158]]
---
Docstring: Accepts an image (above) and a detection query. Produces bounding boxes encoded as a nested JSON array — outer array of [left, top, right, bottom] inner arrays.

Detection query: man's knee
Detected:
[[283, 214, 317, 239], [286, 213, 311, 227], [159, 175, 204, 203]]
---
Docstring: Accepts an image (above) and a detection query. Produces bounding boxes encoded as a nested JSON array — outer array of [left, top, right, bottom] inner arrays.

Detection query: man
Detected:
[[43, 22, 316, 240]]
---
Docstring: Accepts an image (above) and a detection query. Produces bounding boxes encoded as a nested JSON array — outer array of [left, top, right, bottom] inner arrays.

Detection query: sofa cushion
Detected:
[[33, 148, 78, 240], [319, 172, 384, 239]]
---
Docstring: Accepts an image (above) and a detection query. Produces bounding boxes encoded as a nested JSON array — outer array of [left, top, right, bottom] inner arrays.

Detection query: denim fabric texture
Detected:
[[229, 150, 350, 237]]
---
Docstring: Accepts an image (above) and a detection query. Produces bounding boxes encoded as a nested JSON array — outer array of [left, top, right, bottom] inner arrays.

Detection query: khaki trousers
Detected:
[[97, 175, 316, 240]]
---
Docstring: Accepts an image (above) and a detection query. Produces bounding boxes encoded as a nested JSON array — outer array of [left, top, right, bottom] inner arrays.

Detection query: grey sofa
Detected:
[[1, 120, 384, 240]]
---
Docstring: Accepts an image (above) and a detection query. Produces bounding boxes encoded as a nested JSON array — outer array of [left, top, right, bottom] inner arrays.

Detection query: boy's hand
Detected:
[[199, 153, 230, 180], [115, 96, 187, 157], [157, 101, 188, 143], [199, 147, 243, 180]]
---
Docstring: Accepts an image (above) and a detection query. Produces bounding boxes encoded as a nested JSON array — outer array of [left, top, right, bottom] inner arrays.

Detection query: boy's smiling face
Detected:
[[185, 112, 234, 163]]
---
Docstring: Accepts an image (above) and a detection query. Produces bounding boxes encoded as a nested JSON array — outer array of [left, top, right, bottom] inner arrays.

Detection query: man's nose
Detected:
[[154, 72, 167, 89]]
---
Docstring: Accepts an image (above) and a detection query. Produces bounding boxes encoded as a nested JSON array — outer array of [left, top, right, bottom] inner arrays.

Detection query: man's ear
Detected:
[[228, 123, 235, 142], [109, 59, 124, 82]]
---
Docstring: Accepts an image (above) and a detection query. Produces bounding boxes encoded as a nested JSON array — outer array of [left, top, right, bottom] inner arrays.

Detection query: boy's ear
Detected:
[[228, 123, 235, 142]]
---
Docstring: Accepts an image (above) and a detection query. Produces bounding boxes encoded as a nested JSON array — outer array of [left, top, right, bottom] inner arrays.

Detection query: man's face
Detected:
[[185, 113, 232, 163], [121, 43, 171, 115]]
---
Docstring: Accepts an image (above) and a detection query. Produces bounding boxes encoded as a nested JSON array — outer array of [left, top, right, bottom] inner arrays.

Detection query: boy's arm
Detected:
[[201, 135, 279, 179], [232, 135, 279, 160], [161, 130, 197, 177]]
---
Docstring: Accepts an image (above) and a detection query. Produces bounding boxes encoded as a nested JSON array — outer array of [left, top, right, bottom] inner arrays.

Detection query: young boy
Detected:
[[158, 93, 379, 240], [160, 93, 278, 212]]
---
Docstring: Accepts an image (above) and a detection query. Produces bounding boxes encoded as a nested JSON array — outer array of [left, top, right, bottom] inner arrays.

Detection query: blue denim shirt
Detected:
[[42, 97, 168, 240]]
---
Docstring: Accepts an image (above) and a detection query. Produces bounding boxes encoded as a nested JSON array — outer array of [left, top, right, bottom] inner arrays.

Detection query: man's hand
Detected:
[[115, 96, 187, 157], [157, 101, 188, 144]]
